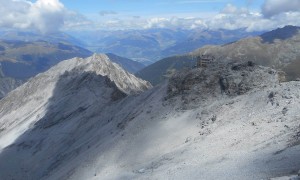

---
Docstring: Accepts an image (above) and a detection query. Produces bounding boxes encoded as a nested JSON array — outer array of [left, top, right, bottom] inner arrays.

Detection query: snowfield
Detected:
[[0, 54, 299, 180]]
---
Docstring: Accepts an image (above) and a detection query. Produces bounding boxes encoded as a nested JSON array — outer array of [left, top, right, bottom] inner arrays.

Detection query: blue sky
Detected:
[[1, 0, 300, 33], [61, 0, 262, 18]]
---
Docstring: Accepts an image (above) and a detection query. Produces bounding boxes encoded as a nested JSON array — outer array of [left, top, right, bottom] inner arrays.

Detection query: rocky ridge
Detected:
[[192, 26, 300, 81], [0, 53, 151, 148], [0, 57, 299, 180]]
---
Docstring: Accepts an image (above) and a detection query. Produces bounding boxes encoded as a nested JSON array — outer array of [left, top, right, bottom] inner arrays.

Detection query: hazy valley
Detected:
[[70, 28, 261, 65]]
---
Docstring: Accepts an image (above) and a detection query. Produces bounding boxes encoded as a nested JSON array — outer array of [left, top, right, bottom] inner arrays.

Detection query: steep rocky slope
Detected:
[[192, 26, 300, 81], [0, 57, 299, 180]]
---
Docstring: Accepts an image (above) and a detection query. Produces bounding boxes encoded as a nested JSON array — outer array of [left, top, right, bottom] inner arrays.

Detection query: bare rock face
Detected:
[[167, 61, 280, 100]]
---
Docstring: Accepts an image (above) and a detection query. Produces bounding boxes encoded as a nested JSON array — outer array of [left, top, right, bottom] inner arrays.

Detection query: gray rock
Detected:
[[282, 107, 288, 115]]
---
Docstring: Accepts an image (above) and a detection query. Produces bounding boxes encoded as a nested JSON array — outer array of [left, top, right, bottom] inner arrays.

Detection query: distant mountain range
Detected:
[[137, 25, 300, 85], [0, 30, 86, 47], [0, 40, 92, 80], [68, 28, 262, 65]]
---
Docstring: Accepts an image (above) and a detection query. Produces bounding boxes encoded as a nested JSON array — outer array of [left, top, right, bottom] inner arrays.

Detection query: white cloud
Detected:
[[83, 2, 299, 32], [89, 1, 300, 32], [221, 4, 248, 14], [65, 1, 300, 32], [143, 17, 202, 29], [0, 0, 85, 33], [99, 10, 118, 16], [208, 5, 300, 32], [198, 3, 300, 32], [92, 16, 208, 30], [63, 10, 93, 30], [1, 0, 299, 33], [262, 0, 300, 17], [176, 0, 224, 4], [29, 0, 65, 33], [88, 10, 300, 32]]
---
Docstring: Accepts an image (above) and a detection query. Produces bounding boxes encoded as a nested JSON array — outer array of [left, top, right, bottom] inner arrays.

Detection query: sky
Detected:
[[61, 0, 260, 17], [0, 0, 299, 33]]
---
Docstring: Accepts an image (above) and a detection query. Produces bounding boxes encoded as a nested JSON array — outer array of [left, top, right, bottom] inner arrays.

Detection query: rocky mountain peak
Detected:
[[0, 54, 151, 150], [35, 53, 151, 95], [86, 53, 150, 94]]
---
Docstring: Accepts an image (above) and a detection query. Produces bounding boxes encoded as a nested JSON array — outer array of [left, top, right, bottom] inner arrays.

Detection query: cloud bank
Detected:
[[91, 7, 300, 32], [99, 10, 118, 16], [0, 0, 89, 33], [262, 0, 300, 17], [78, 1, 300, 32], [0, 0, 300, 33]]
